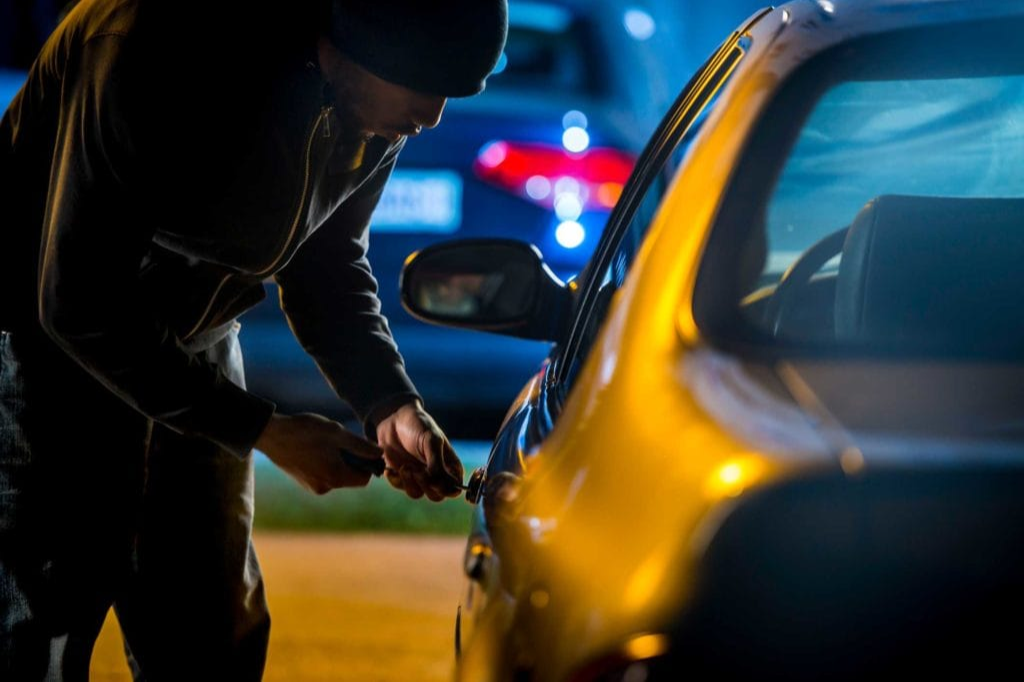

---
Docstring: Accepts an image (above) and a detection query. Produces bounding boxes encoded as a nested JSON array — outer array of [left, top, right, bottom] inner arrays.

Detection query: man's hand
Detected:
[[256, 413, 384, 495], [376, 400, 464, 502]]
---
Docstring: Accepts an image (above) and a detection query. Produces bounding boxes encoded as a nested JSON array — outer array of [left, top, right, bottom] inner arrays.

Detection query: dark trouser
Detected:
[[0, 325, 270, 681]]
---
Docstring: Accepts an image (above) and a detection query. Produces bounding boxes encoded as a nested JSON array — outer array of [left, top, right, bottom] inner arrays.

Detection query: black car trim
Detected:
[[550, 8, 771, 393]]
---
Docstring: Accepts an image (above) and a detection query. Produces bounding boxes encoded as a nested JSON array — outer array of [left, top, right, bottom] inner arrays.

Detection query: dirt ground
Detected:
[[90, 532, 467, 682]]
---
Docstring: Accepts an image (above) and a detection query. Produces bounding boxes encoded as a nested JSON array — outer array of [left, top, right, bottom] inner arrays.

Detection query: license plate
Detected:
[[371, 170, 463, 233]]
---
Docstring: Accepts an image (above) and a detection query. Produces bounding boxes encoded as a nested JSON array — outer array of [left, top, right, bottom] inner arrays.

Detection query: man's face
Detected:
[[318, 37, 448, 144]]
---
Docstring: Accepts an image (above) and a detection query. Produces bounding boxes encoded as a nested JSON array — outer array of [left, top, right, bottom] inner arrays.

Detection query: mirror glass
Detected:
[[404, 244, 540, 325]]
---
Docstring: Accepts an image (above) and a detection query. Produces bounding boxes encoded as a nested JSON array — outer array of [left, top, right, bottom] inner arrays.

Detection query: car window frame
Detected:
[[547, 9, 769, 399]]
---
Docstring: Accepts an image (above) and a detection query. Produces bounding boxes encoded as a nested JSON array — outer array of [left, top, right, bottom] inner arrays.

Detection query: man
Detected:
[[0, 0, 508, 679]]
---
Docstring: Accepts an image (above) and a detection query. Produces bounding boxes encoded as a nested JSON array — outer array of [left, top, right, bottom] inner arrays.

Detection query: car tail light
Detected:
[[473, 140, 636, 214]]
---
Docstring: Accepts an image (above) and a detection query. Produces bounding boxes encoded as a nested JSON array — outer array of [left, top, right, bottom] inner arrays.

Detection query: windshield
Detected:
[[695, 17, 1024, 359]]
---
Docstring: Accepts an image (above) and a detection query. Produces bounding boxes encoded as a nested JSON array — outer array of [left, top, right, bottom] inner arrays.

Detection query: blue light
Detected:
[[525, 175, 552, 201], [491, 52, 509, 76], [554, 176, 581, 196], [623, 9, 656, 41], [510, 2, 573, 32], [556, 221, 586, 249], [562, 110, 588, 130], [562, 126, 590, 153], [0, 69, 26, 113], [554, 193, 583, 221]]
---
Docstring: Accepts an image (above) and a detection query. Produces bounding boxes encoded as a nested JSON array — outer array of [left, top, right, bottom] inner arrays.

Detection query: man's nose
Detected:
[[418, 96, 447, 130]]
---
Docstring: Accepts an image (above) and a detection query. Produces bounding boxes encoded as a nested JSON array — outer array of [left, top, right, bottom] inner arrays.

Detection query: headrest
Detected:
[[835, 195, 1024, 355]]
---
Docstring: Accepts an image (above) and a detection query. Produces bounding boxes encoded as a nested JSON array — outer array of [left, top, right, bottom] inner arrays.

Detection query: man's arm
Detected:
[[37, 35, 276, 458], [273, 144, 419, 431], [273, 143, 463, 499]]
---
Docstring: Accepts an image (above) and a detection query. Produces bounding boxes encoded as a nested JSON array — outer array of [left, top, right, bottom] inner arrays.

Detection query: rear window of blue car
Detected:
[[487, 2, 603, 96]]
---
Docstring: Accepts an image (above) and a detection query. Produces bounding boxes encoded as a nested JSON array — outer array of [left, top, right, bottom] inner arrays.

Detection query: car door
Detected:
[[455, 8, 767, 656]]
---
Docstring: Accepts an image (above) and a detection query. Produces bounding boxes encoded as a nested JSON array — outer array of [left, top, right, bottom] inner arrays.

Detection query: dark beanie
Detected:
[[329, 0, 509, 98]]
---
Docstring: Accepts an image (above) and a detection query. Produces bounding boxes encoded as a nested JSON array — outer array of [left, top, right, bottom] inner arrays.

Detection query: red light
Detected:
[[596, 182, 624, 209], [477, 141, 509, 169], [474, 141, 635, 212]]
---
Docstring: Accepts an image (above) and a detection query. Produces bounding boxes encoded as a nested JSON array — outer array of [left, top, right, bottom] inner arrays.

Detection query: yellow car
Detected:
[[401, 1, 1024, 679]]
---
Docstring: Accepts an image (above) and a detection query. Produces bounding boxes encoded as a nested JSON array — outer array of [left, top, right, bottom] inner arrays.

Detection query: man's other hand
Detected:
[[376, 400, 464, 502], [256, 413, 384, 495]]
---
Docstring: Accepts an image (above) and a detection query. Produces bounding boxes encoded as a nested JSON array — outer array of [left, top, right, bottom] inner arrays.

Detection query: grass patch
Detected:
[[253, 456, 476, 535]]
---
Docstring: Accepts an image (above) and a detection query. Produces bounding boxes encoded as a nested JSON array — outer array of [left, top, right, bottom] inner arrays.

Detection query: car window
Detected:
[[694, 16, 1024, 359], [762, 75, 1024, 280], [556, 28, 753, 391], [487, 2, 603, 96]]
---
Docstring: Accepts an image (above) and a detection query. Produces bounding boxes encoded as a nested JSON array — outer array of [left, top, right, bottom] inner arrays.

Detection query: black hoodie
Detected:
[[0, 0, 420, 457]]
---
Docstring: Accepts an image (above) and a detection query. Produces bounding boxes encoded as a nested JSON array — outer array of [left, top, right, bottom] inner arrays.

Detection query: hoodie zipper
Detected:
[[183, 105, 332, 342], [256, 104, 332, 277]]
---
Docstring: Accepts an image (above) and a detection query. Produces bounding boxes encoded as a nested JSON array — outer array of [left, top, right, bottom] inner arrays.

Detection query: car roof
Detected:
[[727, 0, 1024, 102], [777, 0, 1024, 47]]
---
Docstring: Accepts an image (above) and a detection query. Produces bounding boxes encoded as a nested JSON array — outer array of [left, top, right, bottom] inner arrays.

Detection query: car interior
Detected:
[[740, 194, 1024, 357]]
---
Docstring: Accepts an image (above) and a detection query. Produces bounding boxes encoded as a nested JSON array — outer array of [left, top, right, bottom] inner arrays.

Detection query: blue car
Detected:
[[0, 69, 23, 111], [238, 0, 683, 432]]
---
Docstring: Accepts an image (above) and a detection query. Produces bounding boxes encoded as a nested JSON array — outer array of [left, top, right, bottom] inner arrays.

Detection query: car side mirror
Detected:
[[400, 238, 571, 341]]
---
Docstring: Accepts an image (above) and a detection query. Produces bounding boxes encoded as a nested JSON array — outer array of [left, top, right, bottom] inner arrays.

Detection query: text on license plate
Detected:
[[370, 170, 463, 233]]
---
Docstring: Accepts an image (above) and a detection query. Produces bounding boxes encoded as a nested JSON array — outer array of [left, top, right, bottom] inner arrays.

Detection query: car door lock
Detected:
[[465, 467, 486, 504]]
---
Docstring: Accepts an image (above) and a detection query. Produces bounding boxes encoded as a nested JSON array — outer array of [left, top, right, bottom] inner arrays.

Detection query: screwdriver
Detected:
[[340, 449, 468, 490]]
